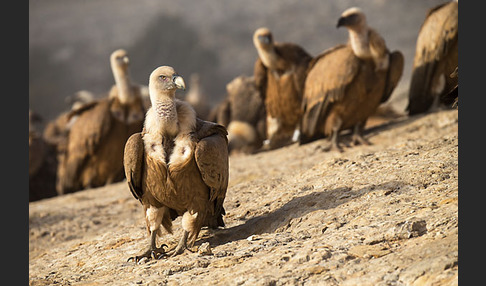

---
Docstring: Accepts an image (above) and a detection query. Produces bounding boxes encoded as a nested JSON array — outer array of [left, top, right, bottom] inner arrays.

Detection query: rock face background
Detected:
[[29, 0, 445, 126], [29, 109, 458, 285]]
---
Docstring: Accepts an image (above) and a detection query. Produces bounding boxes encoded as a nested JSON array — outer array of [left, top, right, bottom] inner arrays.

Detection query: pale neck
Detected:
[[153, 98, 177, 122], [112, 66, 132, 104], [348, 26, 371, 59], [257, 46, 279, 70]]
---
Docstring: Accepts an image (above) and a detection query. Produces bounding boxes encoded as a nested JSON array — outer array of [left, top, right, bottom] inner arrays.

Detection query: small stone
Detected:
[[247, 235, 261, 241], [198, 242, 213, 256], [348, 244, 391, 258], [386, 219, 427, 240], [307, 265, 328, 275]]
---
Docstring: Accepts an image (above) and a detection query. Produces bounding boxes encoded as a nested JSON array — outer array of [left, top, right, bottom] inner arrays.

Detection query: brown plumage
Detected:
[[299, 7, 404, 151], [208, 75, 266, 154], [124, 66, 229, 262], [407, 0, 458, 115], [29, 110, 58, 201], [29, 110, 44, 177], [43, 90, 96, 157], [56, 49, 145, 195], [440, 67, 458, 108], [253, 27, 312, 150]]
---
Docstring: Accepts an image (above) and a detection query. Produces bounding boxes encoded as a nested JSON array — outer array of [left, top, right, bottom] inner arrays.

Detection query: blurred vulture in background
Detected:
[[183, 73, 211, 120], [43, 90, 96, 154], [208, 74, 266, 154], [56, 49, 145, 195], [407, 0, 458, 115], [29, 91, 96, 201], [299, 7, 404, 151], [440, 67, 458, 108], [253, 27, 312, 150], [124, 66, 228, 262], [29, 110, 58, 201]]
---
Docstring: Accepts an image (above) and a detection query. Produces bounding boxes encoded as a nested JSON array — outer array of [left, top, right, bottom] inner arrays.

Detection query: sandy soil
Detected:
[[29, 109, 458, 285]]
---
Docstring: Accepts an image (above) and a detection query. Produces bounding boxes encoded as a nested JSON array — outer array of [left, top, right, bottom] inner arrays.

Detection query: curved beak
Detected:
[[173, 75, 186, 90], [336, 16, 346, 28]]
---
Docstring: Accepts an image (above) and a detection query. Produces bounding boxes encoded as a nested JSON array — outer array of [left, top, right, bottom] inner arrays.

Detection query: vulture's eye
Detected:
[[159, 75, 167, 81]]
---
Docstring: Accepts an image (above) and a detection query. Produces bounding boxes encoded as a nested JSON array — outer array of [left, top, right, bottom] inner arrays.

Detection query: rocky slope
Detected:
[[29, 109, 458, 285]]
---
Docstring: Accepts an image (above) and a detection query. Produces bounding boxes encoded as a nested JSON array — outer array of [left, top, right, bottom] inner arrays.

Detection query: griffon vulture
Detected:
[[56, 49, 145, 195], [208, 75, 266, 154], [407, 0, 458, 115], [253, 27, 312, 150], [299, 7, 404, 151], [124, 66, 229, 262]]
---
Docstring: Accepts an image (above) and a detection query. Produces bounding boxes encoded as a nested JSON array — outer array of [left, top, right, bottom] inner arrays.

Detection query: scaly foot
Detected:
[[127, 244, 168, 263]]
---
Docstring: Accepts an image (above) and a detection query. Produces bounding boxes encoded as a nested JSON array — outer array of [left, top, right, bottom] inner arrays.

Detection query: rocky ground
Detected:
[[29, 109, 458, 285]]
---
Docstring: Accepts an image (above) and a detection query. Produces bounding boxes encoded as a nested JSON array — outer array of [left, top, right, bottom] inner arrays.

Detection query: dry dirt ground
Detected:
[[29, 109, 458, 286]]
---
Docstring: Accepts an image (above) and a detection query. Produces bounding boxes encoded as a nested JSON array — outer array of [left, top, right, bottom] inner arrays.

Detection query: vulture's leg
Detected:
[[351, 122, 371, 146], [127, 230, 168, 263], [329, 130, 343, 152], [128, 206, 169, 262], [323, 118, 343, 152], [169, 230, 190, 257], [167, 211, 199, 256], [265, 115, 279, 146]]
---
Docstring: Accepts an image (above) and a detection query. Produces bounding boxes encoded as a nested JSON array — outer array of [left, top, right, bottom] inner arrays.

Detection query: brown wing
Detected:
[[381, 50, 404, 103], [264, 43, 312, 128], [57, 99, 113, 194], [368, 28, 388, 64], [300, 44, 359, 142], [42, 111, 71, 147], [274, 43, 313, 95], [407, 1, 458, 114], [123, 132, 144, 202], [253, 58, 267, 102], [194, 119, 229, 227], [66, 100, 100, 121]]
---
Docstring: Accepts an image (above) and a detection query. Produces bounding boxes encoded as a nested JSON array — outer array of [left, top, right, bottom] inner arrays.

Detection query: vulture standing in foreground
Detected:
[[56, 49, 146, 195], [123, 66, 228, 262], [299, 7, 404, 151], [407, 0, 458, 115], [208, 74, 266, 154], [253, 27, 312, 150]]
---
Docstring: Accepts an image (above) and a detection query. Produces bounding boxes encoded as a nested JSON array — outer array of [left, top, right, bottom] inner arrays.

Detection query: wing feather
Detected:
[[123, 132, 144, 201], [253, 58, 267, 102], [300, 45, 359, 141], [407, 1, 458, 114], [381, 50, 404, 103], [194, 119, 229, 217], [58, 99, 113, 193]]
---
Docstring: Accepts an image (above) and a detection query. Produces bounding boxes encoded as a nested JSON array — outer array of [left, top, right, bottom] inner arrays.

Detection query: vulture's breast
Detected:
[[144, 133, 207, 212]]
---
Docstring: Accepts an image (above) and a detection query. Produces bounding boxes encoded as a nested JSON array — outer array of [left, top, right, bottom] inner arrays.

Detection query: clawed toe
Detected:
[[128, 244, 168, 263]]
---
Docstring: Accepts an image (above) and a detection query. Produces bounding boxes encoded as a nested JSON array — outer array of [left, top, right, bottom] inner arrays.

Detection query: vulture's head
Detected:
[[253, 27, 274, 51], [149, 66, 186, 100], [337, 7, 367, 30], [110, 49, 130, 74]]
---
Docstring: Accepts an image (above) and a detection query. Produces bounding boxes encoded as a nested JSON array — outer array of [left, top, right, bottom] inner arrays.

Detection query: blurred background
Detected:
[[29, 0, 447, 128]]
